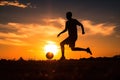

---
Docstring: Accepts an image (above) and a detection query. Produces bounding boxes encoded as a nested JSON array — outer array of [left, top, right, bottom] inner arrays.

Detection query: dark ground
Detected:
[[0, 56, 120, 80]]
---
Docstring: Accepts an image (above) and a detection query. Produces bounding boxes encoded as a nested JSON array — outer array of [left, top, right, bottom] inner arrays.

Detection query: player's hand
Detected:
[[82, 31, 85, 35]]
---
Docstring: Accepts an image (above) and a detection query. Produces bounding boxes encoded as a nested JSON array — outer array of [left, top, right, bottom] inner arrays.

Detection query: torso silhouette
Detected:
[[66, 19, 80, 40]]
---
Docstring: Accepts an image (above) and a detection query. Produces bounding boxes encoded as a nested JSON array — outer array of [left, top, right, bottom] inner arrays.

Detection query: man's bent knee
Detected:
[[70, 46, 75, 50]]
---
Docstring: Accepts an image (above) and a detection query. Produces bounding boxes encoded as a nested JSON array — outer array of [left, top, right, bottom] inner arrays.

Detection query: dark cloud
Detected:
[[0, 23, 18, 33], [0, 0, 119, 23], [0, 0, 120, 30], [0, 0, 31, 8]]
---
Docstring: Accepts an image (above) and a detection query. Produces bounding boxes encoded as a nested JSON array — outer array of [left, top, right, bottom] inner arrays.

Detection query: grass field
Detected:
[[0, 56, 120, 80]]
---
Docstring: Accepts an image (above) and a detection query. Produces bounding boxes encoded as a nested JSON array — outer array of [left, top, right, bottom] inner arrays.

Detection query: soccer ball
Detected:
[[46, 52, 54, 59]]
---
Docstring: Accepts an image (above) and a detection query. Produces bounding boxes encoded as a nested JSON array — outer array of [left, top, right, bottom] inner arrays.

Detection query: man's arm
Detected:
[[77, 20, 85, 34], [57, 23, 67, 37], [79, 22, 85, 34]]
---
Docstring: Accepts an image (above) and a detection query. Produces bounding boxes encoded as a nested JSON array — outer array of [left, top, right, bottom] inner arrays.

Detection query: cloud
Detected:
[[0, 1, 30, 8], [43, 18, 65, 25], [0, 20, 61, 46], [42, 17, 65, 28], [81, 20, 116, 36], [7, 22, 59, 36], [43, 18, 116, 36], [0, 31, 28, 46], [0, 18, 116, 46], [0, 23, 17, 33], [115, 35, 120, 38], [0, 38, 28, 46]]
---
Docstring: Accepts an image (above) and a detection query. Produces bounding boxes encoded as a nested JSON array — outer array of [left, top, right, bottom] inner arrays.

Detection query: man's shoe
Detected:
[[87, 48, 92, 55]]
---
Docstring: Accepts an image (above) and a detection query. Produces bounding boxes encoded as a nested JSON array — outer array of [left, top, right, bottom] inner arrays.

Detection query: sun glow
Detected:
[[44, 42, 58, 55]]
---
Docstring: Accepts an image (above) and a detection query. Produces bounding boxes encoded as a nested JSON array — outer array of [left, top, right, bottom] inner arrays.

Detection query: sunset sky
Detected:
[[0, 0, 120, 60]]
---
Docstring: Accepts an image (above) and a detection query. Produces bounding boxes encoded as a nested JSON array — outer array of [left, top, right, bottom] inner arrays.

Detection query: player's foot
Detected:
[[86, 48, 92, 55], [60, 56, 65, 60]]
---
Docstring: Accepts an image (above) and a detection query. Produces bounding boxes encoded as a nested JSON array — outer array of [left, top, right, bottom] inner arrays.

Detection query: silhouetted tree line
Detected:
[[0, 55, 120, 61]]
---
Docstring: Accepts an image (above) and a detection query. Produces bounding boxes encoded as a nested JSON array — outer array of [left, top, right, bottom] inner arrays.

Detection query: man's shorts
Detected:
[[61, 37, 77, 48]]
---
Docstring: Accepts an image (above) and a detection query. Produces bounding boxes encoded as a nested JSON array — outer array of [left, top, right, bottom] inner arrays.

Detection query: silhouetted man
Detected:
[[57, 12, 92, 60]]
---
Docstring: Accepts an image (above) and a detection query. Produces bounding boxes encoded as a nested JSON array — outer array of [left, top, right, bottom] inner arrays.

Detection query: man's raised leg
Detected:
[[71, 47, 92, 55]]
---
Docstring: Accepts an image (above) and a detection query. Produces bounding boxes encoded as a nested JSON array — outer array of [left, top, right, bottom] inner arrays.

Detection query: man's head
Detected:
[[66, 12, 72, 20]]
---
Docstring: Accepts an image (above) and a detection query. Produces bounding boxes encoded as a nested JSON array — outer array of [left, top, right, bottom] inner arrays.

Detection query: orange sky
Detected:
[[0, 18, 119, 60], [0, 0, 120, 60]]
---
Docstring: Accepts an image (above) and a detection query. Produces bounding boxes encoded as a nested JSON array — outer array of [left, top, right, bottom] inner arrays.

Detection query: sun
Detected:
[[44, 43, 58, 55]]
